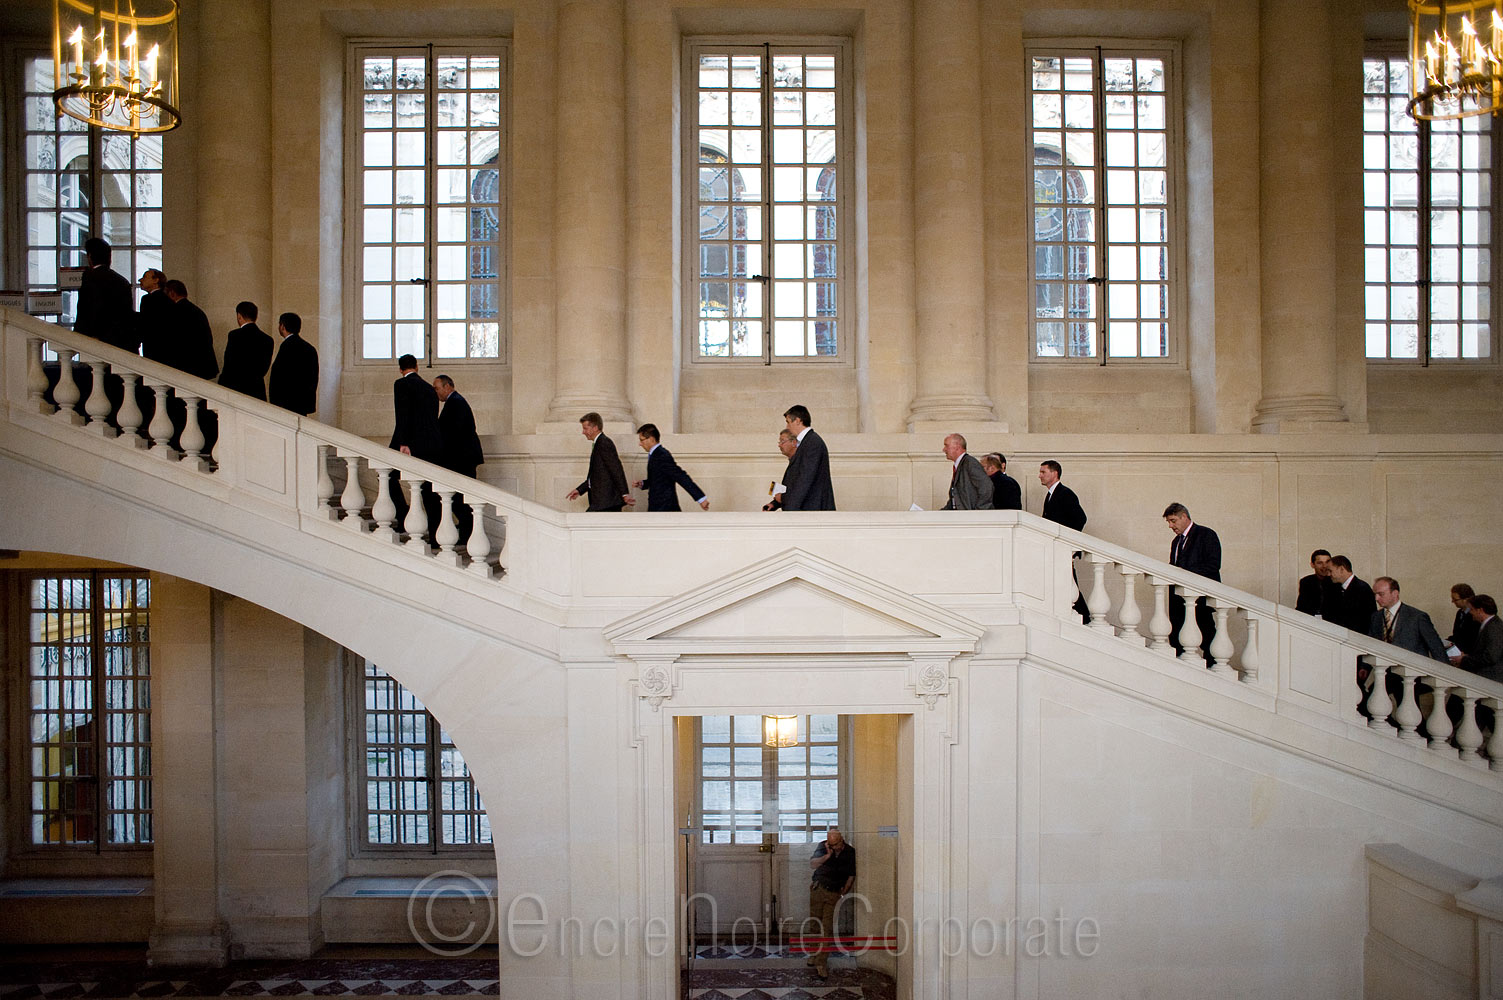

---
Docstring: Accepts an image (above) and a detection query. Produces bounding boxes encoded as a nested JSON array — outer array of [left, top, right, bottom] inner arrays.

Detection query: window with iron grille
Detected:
[[1363, 49, 1496, 362], [684, 42, 851, 362], [1026, 45, 1180, 362], [21, 572, 151, 851], [359, 661, 490, 852]]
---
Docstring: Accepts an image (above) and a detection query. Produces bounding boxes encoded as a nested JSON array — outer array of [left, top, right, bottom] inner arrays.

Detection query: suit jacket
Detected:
[[1330, 577, 1377, 634], [1170, 523, 1221, 581], [1368, 603, 1447, 661], [641, 444, 705, 512], [1457, 616, 1503, 683], [577, 433, 630, 511], [159, 298, 219, 380], [989, 471, 1022, 511], [1450, 608, 1481, 654], [942, 454, 994, 511], [137, 289, 173, 362], [268, 333, 319, 416], [388, 372, 443, 462], [437, 391, 484, 478], [1041, 483, 1087, 531], [782, 429, 836, 511], [1296, 573, 1337, 617], [218, 322, 273, 400], [74, 264, 137, 353]]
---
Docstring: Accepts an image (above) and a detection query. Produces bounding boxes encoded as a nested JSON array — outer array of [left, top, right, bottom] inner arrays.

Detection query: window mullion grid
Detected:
[[1419, 120, 1433, 366], [424, 44, 438, 366], [1092, 49, 1109, 365], [426, 711, 440, 855], [760, 45, 774, 363]]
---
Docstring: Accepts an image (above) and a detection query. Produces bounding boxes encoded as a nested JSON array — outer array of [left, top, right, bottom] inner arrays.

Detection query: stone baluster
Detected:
[[1485, 700, 1502, 771], [145, 383, 178, 459], [1116, 568, 1144, 645], [1389, 669, 1424, 742], [339, 454, 368, 531], [52, 349, 84, 425], [1206, 601, 1236, 677], [1147, 577, 1174, 655], [83, 359, 115, 435], [401, 473, 431, 551], [1422, 677, 1455, 755], [466, 504, 495, 577], [116, 373, 146, 447], [433, 489, 462, 567], [1241, 617, 1262, 683], [1364, 659, 1394, 728], [1454, 692, 1486, 765], [1085, 555, 1113, 632], [1175, 587, 1204, 664], [367, 465, 399, 541], [27, 337, 50, 410], [316, 445, 337, 518], [178, 395, 210, 471]]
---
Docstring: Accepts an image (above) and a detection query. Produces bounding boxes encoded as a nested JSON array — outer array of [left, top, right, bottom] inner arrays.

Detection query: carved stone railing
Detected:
[[2, 308, 564, 601], [1049, 528, 1503, 772]]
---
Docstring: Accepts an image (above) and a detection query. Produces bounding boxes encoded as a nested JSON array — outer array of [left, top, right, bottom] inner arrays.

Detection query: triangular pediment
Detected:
[[605, 548, 983, 658]]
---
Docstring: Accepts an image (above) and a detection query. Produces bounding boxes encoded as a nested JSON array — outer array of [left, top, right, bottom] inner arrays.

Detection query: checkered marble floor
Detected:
[[683, 964, 894, 1000], [0, 958, 500, 998]]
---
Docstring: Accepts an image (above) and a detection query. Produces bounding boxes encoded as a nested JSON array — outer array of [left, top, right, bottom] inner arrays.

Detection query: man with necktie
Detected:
[[1164, 502, 1221, 662]]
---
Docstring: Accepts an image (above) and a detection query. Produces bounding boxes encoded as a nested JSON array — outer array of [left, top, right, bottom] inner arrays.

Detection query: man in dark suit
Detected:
[[74, 237, 137, 353], [434, 374, 484, 545], [1450, 594, 1503, 683], [763, 430, 797, 511], [161, 280, 220, 380], [567, 412, 632, 512], [388, 354, 444, 538], [136, 268, 172, 363], [218, 301, 273, 400], [1164, 502, 1221, 660], [632, 423, 708, 512], [1328, 556, 1377, 634], [1040, 460, 1089, 621], [1296, 549, 1338, 618], [780, 405, 836, 511], [1038, 460, 1086, 530], [940, 434, 993, 511], [1369, 577, 1447, 660], [980, 453, 1022, 511], [1448, 584, 1480, 655], [268, 313, 319, 416]]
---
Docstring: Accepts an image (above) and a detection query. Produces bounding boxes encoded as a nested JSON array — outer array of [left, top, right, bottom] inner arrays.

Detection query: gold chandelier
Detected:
[[52, 0, 181, 135], [763, 715, 799, 749]]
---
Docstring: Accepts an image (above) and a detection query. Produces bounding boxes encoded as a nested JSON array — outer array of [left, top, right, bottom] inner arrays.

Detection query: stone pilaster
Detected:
[[544, 0, 633, 427], [906, 0, 998, 430]]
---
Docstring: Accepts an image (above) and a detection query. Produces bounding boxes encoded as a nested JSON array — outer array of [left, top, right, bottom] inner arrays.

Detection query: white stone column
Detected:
[[544, 0, 632, 426], [148, 575, 227, 967], [906, 0, 997, 429], [1252, 0, 1352, 432]]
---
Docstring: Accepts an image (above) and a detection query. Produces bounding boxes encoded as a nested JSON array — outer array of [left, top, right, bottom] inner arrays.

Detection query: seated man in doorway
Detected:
[[806, 826, 856, 980]]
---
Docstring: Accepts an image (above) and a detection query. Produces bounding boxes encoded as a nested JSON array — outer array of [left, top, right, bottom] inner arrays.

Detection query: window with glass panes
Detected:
[[686, 43, 849, 362], [1363, 51, 1496, 362], [698, 714, 841, 844], [1027, 47, 1178, 361], [360, 663, 490, 851], [353, 44, 506, 363], [22, 572, 151, 850], [14, 51, 163, 325]]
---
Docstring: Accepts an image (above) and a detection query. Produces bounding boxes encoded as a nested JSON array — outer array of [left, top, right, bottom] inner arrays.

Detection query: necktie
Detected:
[[1383, 612, 1394, 643], [1171, 534, 1183, 565]]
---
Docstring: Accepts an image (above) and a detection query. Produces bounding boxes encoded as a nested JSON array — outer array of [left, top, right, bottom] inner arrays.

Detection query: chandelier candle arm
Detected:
[[52, 0, 181, 135]]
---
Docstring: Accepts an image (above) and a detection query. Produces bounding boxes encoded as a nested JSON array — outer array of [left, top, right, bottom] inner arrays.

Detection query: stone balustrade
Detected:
[[3, 306, 1499, 779]]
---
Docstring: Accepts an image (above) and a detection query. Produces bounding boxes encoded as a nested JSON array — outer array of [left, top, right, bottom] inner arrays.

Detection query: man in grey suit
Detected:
[[1368, 577, 1447, 661], [940, 434, 993, 510]]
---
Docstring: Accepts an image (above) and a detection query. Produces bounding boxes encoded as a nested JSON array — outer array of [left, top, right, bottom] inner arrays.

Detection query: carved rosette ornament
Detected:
[[639, 663, 674, 710], [912, 658, 952, 708]]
